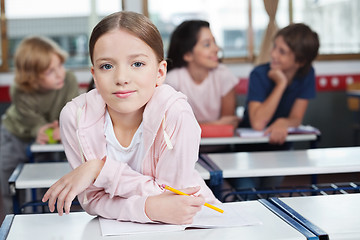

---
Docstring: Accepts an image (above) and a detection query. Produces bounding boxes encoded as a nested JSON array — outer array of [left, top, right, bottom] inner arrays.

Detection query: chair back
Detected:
[[347, 82, 360, 111]]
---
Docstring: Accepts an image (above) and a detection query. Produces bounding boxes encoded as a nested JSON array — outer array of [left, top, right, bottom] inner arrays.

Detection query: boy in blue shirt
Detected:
[[241, 23, 319, 146], [231, 23, 319, 195]]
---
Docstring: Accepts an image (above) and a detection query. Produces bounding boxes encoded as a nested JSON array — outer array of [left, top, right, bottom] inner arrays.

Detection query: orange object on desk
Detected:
[[200, 124, 235, 138]]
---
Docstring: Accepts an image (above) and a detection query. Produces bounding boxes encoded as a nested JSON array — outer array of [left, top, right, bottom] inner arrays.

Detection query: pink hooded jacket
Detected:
[[59, 84, 218, 223]]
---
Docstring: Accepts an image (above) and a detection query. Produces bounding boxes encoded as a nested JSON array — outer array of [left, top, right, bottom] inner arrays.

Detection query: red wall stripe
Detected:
[[235, 73, 360, 95], [1, 74, 360, 102]]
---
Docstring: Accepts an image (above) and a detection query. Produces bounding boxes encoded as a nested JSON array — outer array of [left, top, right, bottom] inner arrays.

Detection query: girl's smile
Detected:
[[113, 90, 136, 99]]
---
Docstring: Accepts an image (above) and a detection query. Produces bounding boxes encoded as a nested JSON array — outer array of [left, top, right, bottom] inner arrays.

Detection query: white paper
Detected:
[[99, 203, 261, 236], [236, 128, 266, 137], [99, 219, 184, 236], [236, 125, 320, 138], [189, 203, 261, 228]]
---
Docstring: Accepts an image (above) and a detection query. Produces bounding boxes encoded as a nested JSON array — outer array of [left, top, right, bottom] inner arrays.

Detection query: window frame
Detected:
[[144, 0, 360, 64], [0, 0, 125, 73], [0, 0, 8, 71]]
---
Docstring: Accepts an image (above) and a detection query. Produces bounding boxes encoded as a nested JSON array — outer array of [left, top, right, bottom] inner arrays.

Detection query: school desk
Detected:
[[201, 147, 360, 200], [8, 161, 210, 214], [0, 201, 310, 240], [278, 193, 360, 240], [29, 143, 64, 152], [200, 133, 319, 146], [8, 162, 72, 213], [200, 126, 321, 153], [26, 143, 65, 162], [29, 127, 320, 154]]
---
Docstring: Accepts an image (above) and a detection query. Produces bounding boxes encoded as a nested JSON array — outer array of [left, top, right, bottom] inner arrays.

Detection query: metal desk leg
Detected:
[[8, 164, 24, 214]]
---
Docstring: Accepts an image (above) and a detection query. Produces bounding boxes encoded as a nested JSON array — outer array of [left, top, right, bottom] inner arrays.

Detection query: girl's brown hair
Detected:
[[14, 36, 68, 92], [89, 11, 164, 64]]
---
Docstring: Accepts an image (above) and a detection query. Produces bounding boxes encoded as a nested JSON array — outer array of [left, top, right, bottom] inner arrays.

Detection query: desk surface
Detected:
[[30, 131, 318, 151], [13, 161, 210, 190], [280, 193, 360, 240], [14, 162, 72, 189], [30, 143, 64, 152], [200, 133, 317, 145], [3, 201, 306, 240], [206, 146, 360, 178]]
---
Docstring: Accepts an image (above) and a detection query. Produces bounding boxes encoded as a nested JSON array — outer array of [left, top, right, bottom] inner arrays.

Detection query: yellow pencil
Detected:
[[162, 184, 224, 213]]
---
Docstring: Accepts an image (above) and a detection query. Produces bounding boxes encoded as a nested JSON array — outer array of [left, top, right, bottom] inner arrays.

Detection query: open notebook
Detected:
[[236, 125, 320, 138], [99, 203, 262, 236]]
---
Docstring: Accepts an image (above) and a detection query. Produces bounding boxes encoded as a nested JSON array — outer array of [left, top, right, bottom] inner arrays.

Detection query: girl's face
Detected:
[[184, 27, 219, 70], [91, 29, 166, 117], [39, 53, 66, 90], [270, 36, 301, 74]]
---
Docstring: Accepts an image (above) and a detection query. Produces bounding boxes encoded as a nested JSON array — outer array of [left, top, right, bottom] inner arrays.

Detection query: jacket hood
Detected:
[[75, 89, 106, 128], [143, 84, 187, 137]]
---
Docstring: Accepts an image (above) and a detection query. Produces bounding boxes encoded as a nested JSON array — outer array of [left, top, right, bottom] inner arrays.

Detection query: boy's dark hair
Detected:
[[167, 20, 210, 71], [275, 23, 319, 77]]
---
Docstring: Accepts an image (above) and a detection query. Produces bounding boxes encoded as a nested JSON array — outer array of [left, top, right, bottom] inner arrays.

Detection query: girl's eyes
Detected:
[[132, 62, 144, 68], [99, 62, 144, 70], [100, 64, 113, 70]]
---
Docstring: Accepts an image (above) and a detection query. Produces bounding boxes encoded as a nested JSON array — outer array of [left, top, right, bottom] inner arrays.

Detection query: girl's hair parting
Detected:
[[89, 11, 164, 64]]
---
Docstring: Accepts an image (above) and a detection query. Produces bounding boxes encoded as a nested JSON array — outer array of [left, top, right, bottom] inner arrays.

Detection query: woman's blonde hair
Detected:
[[14, 36, 68, 92]]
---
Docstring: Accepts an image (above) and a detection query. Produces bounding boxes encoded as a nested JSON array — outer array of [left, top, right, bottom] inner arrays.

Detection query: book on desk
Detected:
[[99, 203, 261, 236], [200, 124, 235, 138], [200, 124, 320, 138], [236, 125, 321, 138]]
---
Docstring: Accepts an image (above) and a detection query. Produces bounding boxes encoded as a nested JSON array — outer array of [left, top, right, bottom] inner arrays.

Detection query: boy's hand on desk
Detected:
[[265, 119, 288, 145], [36, 121, 60, 144], [42, 159, 105, 216], [36, 123, 53, 144], [51, 121, 61, 141], [145, 186, 205, 225]]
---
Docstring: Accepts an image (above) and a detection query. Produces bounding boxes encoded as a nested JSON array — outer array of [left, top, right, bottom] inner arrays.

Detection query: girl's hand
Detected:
[[42, 159, 105, 215], [145, 186, 205, 225], [264, 119, 288, 144]]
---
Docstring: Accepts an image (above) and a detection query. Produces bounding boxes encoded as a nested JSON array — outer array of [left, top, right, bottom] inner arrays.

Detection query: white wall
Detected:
[[227, 60, 360, 78]]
